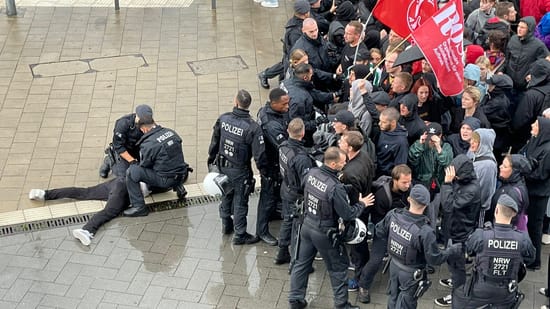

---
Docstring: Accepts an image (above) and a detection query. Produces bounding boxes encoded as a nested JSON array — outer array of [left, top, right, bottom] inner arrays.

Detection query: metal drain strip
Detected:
[[0, 191, 259, 237]]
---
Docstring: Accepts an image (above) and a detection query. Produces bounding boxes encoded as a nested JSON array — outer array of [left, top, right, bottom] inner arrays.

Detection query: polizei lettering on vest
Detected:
[[221, 122, 244, 136], [308, 175, 328, 192], [390, 221, 412, 241], [488, 239, 518, 250], [156, 131, 174, 143]]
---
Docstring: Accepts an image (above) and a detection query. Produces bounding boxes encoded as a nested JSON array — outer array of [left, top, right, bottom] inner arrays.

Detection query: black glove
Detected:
[[315, 114, 329, 125]]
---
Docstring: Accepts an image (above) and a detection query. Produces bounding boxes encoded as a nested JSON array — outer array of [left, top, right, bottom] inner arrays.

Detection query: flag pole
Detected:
[[364, 32, 412, 80]]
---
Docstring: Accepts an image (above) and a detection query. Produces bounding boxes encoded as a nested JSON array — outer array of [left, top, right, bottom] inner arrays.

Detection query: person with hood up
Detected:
[[520, 117, 550, 270], [481, 74, 513, 162], [535, 12, 550, 50], [398, 93, 427, 146], [327, 1, 357, 54], [434, 154, 482, 307], [376, 107, 409, 177], [408, 122, 453, 195], [446, 116, 482, 156], [468, 128, 498, 226], [463, 63, 487, 102], [503, 16, 550, 91], [489, 154, 532, 231], [512, 59, 550, 151], [450, 86, 491, 134]]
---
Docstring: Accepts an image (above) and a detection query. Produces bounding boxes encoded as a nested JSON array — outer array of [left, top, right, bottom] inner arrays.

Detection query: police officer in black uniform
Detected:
[[123, 113, 189, 217], [207, 89, 268, 245], [99, 105, 147, 178], [376, 184, 462, 309], [256, 88, 290, 246], [453, 194, 535, 309], [274, 118, 315, 265], [288, 147, 374, 309]]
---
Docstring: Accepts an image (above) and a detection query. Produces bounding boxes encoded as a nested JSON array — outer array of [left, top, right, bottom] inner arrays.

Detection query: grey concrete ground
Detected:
[[0, 198, 548, 308]]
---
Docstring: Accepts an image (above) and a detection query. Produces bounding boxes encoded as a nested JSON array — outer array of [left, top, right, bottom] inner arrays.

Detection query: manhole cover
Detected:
[[187, 55, 248, 76], [29, 54, 148, 78]]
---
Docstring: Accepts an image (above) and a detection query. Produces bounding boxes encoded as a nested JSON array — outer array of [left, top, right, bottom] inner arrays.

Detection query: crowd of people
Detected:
[[212, 0, 550, 308]]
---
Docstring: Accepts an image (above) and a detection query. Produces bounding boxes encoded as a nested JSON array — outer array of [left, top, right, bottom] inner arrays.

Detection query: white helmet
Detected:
[[345, 218, 367, 244], [203, 172, 231, 196]]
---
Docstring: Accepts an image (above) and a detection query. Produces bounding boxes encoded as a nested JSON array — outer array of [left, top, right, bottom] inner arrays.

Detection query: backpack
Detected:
[[372, 175, 392, 202]]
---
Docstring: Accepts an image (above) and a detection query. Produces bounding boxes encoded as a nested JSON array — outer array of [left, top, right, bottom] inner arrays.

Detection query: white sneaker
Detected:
[[29, 189, 45, 201], [434, 294, 452, 307], [260, 0, 278, 7], [72, 228, 94, 246], [140, 182, 151, 197], [542, 234, 550, 245]]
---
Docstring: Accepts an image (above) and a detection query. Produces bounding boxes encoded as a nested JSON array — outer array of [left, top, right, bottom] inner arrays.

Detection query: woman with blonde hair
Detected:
[[449, 86, 491, 133]]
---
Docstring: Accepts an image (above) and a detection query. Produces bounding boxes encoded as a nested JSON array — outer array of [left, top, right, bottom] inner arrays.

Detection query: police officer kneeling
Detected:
[[452, 194, 535, 309], [376, 184, 462, 309], [288, 147, 374, 309]]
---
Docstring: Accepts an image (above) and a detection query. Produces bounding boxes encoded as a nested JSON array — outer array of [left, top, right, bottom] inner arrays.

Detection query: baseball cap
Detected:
[[370, 91, 390, 106], [497, 194, 518, 213], [426, 122, 442, 137], [136, 104, 154, 125], [329, 110, 355, 128], [294, 0, 310, 14], [410, 184, 430, 206]]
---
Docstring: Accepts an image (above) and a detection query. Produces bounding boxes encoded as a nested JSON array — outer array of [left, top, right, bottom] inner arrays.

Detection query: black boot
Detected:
[[123, 205, 149, 217], [258, 71, 270, 89], [274, 246, 291, 265], [289, 299, 307, 309], [99, 156, 111, 178], [173, 182, 187, 201], [222, 218, 234, 235]]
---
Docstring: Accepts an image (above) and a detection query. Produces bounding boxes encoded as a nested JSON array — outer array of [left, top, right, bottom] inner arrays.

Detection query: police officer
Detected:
[[288, 147, 374, 309], [99, 105, 147, 178], [123, 114, 189, 217], [207, 89, 268, 245], [256, 88, 290, 246], [274, 118, 315, 265], [453, 194, 535, 309], [376, 184, 462, 309]]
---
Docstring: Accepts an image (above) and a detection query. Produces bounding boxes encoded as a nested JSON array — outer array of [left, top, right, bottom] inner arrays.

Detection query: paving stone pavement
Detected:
[[0, 198, 547, 308]]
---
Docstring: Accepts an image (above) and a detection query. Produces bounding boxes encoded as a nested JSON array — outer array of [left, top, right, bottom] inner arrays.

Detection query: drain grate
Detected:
[[187, 55, 248, 76], [0, 191, 260, 237]]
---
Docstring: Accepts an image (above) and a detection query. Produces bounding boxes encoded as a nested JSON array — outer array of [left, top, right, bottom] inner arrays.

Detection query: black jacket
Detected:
[[520, 117, 550, 197], [441, 154, 482, 242], [291, 33, 334, 73], [284, 16, 305, 56], [398, 93, 426, 145], [376, 125, 409, 177], [284, 77, 317, 146], [280, 138, 315, 201], [112, 113, 143, 158], [449, 106, 491, 134], [257, 103, 289, 174], [138, 126, 187, 177], [504, 16, 550, 90], [341, 150, 375, 204]]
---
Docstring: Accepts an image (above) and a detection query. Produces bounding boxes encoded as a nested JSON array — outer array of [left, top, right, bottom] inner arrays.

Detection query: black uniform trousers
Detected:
[[452, 279, 518, 309], [83, 177, 129, 234], [219, 166, 253, 236], [388, 262, 419, 309], [126, 165, 181, 208], [256, 174, 281, 237], [289, 219, 350, 308], [264, 60, 284, 80]]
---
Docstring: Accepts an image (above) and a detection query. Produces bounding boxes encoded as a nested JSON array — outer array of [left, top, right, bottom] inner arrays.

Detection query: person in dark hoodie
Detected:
[[327, 0, 357, 54], [376, 107, 409, 177], [503, 16, 550, 91], [488, 154, 532, 231], [434, 154, 482, 307], [446, 116, 482, 156], [398, 93, 427, 145], [511, 59, 550, 151], [520, 117, 550, 270], [481, 74, 513, 162]]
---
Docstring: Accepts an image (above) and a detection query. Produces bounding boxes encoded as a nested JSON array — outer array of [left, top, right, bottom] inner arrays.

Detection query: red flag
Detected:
[[372, 0, 438, 39], [412, 0, 464, 96]]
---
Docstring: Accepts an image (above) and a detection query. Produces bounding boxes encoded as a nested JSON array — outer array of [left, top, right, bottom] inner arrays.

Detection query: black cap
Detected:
[[294, 0, 310, 14], [136, 104, 154, 125], [410, 184, 430, 206], [329, 110, 355, 128], [497, 194, 518, 213], [370, 91, 390, 106], [426, 122, 442, 137]]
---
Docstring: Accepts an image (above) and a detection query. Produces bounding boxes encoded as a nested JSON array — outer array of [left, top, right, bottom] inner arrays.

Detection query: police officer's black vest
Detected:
[[218, 113, 252, 167], [476, 227, 523, 283], [279, 142, 302, 193], [303, 167, 338, 226], [387, 209, 425, 266]]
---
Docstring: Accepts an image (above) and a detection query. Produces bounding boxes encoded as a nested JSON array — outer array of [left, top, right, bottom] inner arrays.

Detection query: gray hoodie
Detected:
[[468, 128, 497, 211]]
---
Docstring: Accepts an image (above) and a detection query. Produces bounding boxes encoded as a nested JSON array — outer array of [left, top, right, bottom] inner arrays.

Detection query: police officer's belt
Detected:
[[391, 257, 424, 274], [481, 274, 512, 286]]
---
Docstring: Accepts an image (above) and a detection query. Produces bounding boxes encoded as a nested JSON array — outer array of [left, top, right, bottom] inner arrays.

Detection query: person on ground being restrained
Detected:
[[452, 194, 535, 309], [99, 105, 148, 178], [123, 112, 190, 217], [288, 147, 374, 309], [274, 118, 315, 266], [207, 89, 269, 245], [256, 88, 290, 246], [376, 184, 462, 309]]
